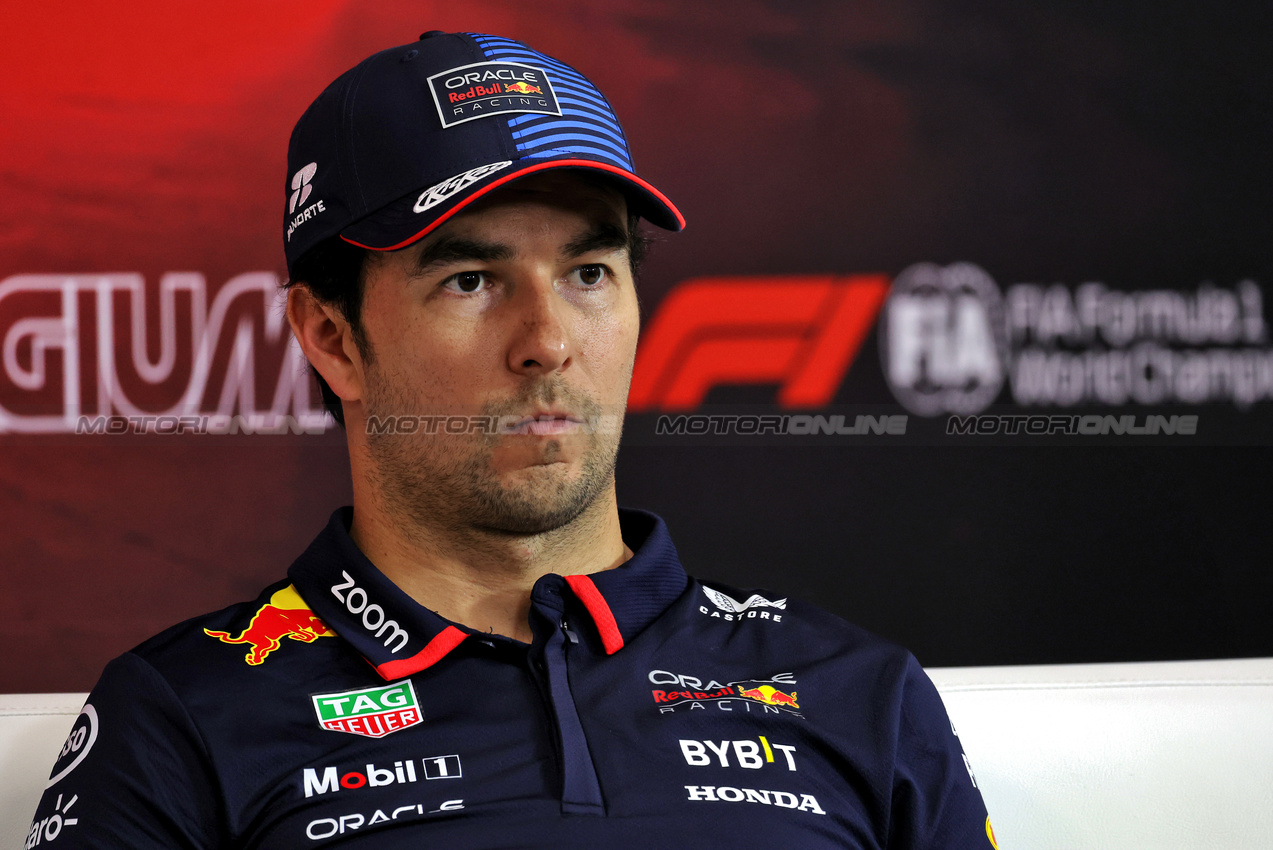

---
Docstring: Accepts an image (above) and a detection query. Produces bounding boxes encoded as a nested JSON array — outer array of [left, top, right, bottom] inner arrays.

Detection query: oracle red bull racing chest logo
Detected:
[[204, 585, 335, 665], [649, 670, 803, 717]]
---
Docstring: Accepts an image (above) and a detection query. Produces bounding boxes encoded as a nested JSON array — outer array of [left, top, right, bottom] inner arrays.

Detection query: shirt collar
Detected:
[[288, 507, 688, 680]]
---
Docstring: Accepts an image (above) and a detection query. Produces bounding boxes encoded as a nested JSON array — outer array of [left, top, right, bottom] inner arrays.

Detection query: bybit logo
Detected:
[[679, 736, 798, 771]]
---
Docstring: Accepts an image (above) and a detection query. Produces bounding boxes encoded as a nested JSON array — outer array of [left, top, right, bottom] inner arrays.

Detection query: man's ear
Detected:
[[286, 285, 366, 404]]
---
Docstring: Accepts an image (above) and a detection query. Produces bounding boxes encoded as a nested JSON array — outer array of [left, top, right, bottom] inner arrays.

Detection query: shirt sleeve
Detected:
[[24, 652, 226, 849], [887, 655, 997, 849]]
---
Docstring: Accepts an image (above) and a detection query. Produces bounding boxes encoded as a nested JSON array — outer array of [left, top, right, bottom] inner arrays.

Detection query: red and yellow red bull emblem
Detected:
[[736, 684, 799, 709], [986, 816, 998, 849], [204, 585, 335, 665], [504, 81, 542, 94]]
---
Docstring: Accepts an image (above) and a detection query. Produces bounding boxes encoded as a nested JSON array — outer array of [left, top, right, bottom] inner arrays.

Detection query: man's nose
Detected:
[[507, 277, 572, 376]]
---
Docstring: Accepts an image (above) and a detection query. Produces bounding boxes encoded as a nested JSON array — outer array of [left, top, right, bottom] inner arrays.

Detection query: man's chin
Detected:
[[470, 460, 611, 535], [470, 489, 597, 536], [489, 434, 585, 468]]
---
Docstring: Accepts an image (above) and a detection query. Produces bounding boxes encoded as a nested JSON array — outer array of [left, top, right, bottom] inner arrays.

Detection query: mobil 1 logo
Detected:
[[303, 755, 462, 798]]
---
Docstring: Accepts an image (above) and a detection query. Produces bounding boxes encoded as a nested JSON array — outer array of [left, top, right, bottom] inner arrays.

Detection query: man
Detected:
[[28, 31, 995, 849]]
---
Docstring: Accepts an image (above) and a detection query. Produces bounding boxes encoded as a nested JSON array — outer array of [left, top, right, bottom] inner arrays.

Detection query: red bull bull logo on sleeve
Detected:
[[204, 585, 336, 665]]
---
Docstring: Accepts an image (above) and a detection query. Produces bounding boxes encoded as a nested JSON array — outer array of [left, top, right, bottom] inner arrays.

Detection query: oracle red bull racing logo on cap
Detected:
[[428, 61, 561, 127], [312, 682, 423, 738], [204, 585, 335, 665]]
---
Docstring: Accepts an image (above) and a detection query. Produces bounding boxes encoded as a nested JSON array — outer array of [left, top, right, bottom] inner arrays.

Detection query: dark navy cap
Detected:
[[283, 31, 685, 275]]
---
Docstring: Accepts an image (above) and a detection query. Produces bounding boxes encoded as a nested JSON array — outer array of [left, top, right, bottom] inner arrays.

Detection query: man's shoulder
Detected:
[[121, 578, 347, 692], [686, 575, 913, 670], [661, 575, 924, 731]]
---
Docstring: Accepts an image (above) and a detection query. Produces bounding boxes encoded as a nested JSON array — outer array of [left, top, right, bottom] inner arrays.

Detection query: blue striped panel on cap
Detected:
[[469, 34, 634, 171]]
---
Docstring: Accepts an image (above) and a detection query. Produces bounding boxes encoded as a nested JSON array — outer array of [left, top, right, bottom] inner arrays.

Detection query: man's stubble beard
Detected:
[[362, 368, 624, 537]]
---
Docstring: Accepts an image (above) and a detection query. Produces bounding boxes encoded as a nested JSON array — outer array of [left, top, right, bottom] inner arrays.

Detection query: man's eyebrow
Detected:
[[560, 221, 630, 261], [411, 236, 514, 276]]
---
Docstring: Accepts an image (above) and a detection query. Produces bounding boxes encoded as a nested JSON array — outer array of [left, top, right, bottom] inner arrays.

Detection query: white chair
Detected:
[[928, 657, 1273, 849], [4, 658, 1272, 849], [2, 693, 86, 850]]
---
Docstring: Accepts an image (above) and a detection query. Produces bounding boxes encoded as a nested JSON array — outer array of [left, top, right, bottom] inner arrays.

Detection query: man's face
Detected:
[[352, 172, 639, 535]]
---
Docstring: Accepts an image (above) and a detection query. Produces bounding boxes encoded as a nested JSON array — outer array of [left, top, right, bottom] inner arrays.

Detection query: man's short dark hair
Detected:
[[285, 210, 650, 428]]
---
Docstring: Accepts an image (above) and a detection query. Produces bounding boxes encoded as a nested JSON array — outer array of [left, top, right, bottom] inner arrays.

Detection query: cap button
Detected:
[[419, 30, 445, 40]]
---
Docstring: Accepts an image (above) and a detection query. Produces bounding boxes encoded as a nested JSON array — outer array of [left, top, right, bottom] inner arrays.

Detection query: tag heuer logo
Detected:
[[312, 682, 422, 738]]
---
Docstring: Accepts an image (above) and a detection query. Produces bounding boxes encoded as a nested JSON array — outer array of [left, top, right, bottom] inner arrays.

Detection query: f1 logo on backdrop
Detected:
[[632, 262, 1273, 417], [628, 275, 891, 412]]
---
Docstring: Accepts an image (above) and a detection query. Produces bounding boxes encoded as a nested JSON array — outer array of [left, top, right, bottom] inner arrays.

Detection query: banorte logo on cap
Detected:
[[289, 162, 317, 213], [286, 162, 327, 243]]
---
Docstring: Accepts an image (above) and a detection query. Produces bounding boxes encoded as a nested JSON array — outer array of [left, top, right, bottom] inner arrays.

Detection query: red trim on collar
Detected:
[[565, 575, 624, 654], [375, 626, 467, 680]]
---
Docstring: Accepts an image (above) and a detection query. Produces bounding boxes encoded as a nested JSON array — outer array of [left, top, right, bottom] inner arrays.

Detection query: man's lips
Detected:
[[503, 413, 586, 435]]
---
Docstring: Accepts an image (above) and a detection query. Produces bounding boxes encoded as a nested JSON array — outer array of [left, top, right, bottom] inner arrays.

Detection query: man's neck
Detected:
[[347, 489, 631, 644]]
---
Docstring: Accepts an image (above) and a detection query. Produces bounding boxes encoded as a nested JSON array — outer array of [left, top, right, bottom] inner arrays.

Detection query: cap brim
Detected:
[[341, 158, 685, 253]]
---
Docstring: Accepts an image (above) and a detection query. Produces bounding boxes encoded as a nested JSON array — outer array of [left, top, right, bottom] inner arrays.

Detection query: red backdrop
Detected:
[[4, 1, 1271, 691]]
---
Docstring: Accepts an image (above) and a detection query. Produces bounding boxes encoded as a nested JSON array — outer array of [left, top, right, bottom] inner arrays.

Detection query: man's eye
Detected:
[[444, 271, 488, 293], [574, 265, 608, 286]]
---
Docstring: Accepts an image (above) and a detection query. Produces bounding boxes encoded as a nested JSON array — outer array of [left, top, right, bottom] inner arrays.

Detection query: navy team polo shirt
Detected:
[[28, 508, 995, 849]]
